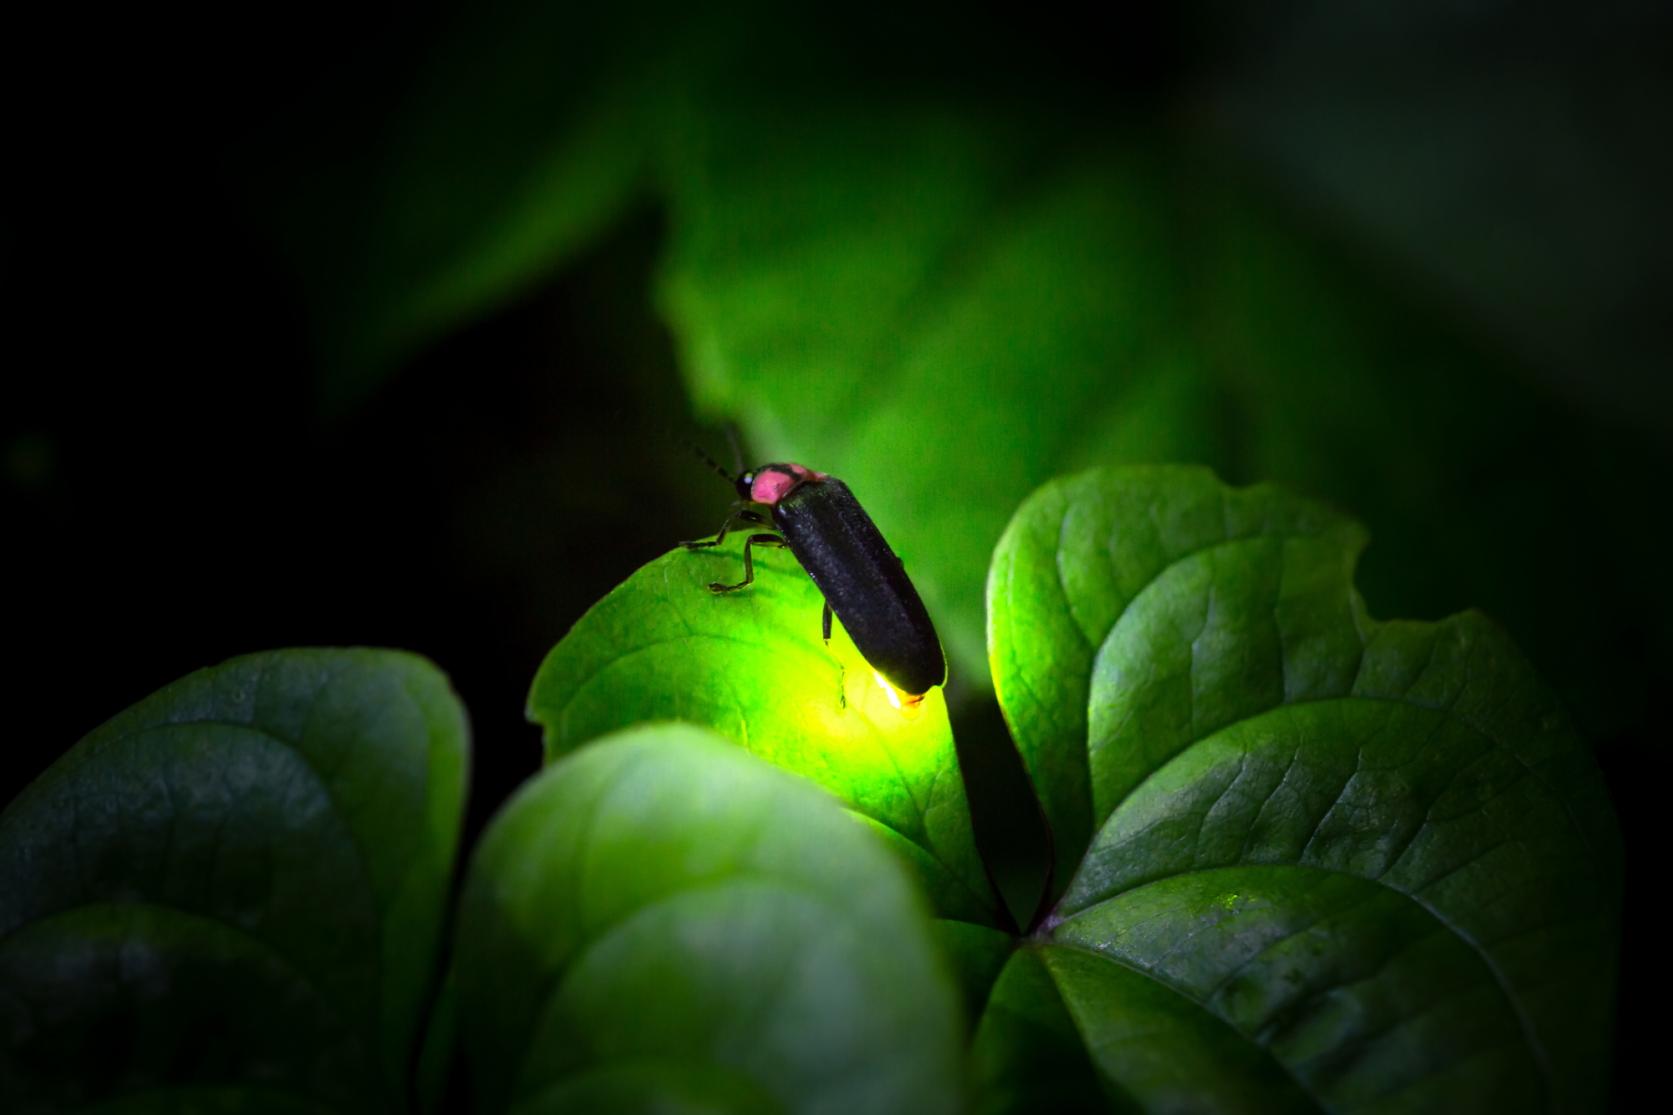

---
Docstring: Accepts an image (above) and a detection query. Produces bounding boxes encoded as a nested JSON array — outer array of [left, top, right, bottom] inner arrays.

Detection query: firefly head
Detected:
[[738, 462, 826, 506]]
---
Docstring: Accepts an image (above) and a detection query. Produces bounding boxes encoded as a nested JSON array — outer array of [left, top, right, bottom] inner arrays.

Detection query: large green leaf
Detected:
[[979, 466, 1620, 1112], [526, 543, 999, 927], [0, 649, 469, 1113], [454, 722, 964, 1115]]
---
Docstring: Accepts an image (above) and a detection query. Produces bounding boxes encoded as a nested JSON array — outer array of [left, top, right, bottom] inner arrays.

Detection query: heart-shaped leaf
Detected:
[[0, 649, 469, 1112], [527, 543, 999, 927], [454, 722, 964, 1115], [979, 466, 1621, 1112]]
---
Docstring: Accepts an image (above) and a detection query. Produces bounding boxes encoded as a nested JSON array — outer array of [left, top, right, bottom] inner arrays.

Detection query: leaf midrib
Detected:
[[1038, 936, 1327, 1115]]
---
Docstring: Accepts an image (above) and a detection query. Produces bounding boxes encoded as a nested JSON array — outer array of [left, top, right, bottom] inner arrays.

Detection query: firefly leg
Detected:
[[681, 505, 768, 550], [822, 600, 833, 644], [709, 533, 786, 593]]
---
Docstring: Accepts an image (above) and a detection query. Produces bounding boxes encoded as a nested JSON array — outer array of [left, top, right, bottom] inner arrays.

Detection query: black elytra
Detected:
[[771, 475, 946, 697]]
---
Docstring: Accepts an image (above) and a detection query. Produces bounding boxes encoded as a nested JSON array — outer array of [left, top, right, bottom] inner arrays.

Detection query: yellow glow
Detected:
[[810, 610, 932, 728], [872, 669, 924, 715]]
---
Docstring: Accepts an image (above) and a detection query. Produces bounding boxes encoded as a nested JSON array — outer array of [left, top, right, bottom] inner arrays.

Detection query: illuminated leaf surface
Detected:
[[527, 543, 997, 926], [454, 723, 964, 1115], [978, 466, 1621, 1113], [0, 649, 469, 1112]]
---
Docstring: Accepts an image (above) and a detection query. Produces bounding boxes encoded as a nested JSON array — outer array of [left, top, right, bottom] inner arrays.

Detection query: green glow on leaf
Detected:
[[527, 541, 998, 926]]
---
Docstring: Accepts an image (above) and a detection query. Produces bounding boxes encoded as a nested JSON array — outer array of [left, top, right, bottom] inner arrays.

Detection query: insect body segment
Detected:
[[685, 461, 946, 698]]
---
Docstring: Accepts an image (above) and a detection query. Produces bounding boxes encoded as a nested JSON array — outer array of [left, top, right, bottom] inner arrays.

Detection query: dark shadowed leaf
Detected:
[[979, 466, 1620, 1113], [249, 5, 715, 409], [454, 722, 964, 1115], [0, 649, 469, 1113], [526, 543, 999, 927]]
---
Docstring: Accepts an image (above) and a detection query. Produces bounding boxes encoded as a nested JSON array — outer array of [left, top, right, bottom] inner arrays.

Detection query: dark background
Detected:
[[7, 3, 1666, 1107]]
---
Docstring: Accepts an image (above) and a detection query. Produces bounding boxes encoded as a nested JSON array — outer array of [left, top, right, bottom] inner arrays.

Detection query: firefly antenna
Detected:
[[688, 440, 736, 484], [723, 422, 745, 476]]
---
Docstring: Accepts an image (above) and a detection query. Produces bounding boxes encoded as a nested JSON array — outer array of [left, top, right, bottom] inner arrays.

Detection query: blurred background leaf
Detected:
[[0, 650, 468, 1112], [247, 2, 705, 411]]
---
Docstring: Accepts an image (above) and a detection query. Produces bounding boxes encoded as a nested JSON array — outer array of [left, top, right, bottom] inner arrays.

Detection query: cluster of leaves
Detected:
[[1, 466, 1620, 1112], [3, 10, 1642, 1110]]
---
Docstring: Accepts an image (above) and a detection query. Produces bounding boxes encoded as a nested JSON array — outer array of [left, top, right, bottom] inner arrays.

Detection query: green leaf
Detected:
[[526, 544, 999, 927], [981, 466, 1621, 1113], [1182, 175, 1666, 747], [988, 465, 1357, 891], [454, 722, 965, 1115], [969, 948, 1107, 1115], [0, 648, 469, 1113]]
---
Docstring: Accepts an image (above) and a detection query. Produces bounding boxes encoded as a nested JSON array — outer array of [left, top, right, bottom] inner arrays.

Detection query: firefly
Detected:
[[683, 461, 946, 701]]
